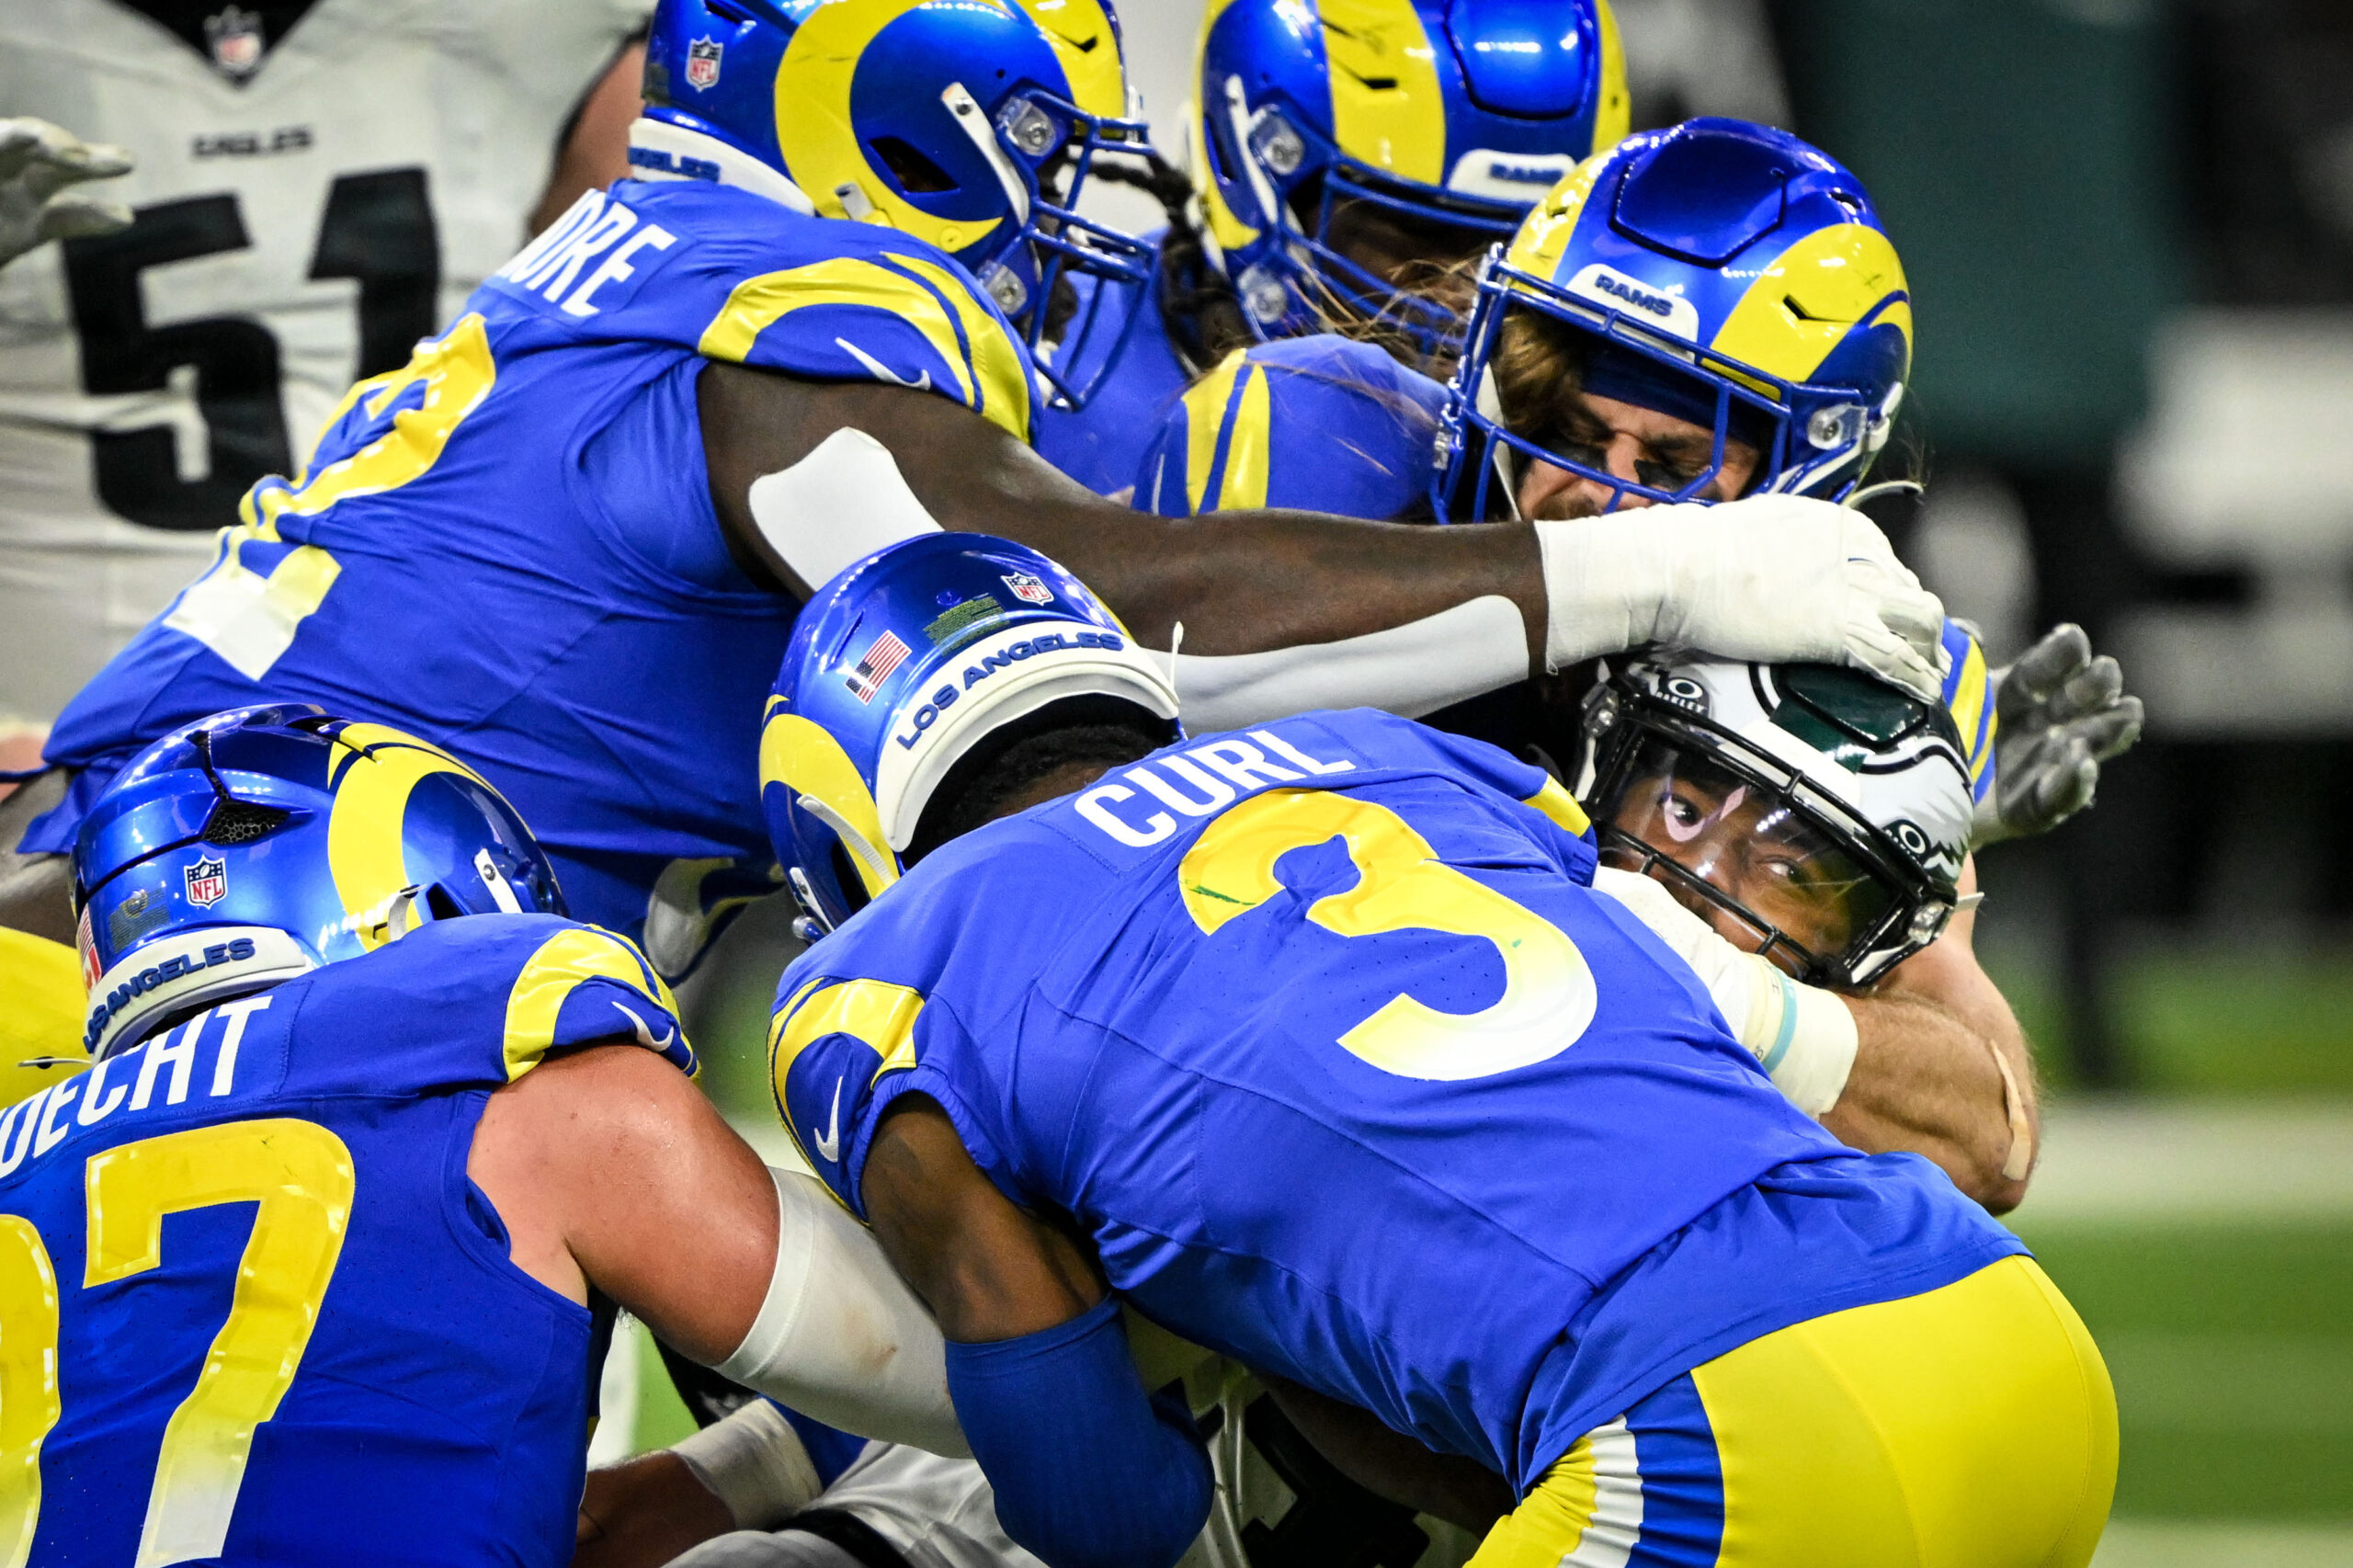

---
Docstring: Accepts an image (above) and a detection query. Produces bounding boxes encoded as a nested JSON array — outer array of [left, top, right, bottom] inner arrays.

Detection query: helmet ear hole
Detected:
[[869, 136, 960, 195], [424, 882, 470, 923]]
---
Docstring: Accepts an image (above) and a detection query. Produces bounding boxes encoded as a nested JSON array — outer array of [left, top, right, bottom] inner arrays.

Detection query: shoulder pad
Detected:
[[487, 182, 1039, 442]]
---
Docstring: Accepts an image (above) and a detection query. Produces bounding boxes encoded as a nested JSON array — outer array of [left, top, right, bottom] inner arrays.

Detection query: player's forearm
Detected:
[[699, 365, 1547, 667], [574, 1452, 734, 1568], [1825, 960, 2036, 1213]]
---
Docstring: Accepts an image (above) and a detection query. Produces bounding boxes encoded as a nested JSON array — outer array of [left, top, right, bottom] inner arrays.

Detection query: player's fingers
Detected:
[[0, 121, 42, 182], [2052, 653, 2125, 719], [2021, 736, 2097, 831], [2001, 622, 2091, 711], [34, 192, 134, 243], [1847, 556, 1944, 653], [1845, 618, 1941, 702], [2075, 695, 2145, 762], [19, 140, 135, 203]]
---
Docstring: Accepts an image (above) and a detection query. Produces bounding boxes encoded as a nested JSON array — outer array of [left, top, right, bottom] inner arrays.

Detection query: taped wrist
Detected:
[[671, 1399, 823, 1531], [1533, 506, 1733, 672], [713, 1168, 967, 1459], [944, 1298, 1211, 1568], [1736, 955, 1859, 1117]]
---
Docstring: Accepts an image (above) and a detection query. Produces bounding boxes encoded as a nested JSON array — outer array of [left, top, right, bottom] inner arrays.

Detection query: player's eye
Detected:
[[1635, 456, 1710, 492]]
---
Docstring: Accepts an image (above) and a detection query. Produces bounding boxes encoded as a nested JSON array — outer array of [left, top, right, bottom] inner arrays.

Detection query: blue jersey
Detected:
[[767, 709, 2022, 1492], [28, 179, 1038, 964], [0, 914, 694, 1565], [1133, 335, 1446, 520], [1031, 235, 1193, 495]]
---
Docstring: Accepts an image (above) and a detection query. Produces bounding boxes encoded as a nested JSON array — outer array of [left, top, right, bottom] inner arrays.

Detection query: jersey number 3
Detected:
[[1179, 790, 1597, 1080], [0, 1119, 354, 1568]]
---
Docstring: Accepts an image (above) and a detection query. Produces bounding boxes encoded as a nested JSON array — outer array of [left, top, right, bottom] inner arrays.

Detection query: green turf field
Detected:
[[2017, 1219, 2353, 1523]]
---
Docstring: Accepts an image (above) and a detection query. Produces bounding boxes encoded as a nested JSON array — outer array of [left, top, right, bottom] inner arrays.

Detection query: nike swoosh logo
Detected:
[[611, 1000, 676, 1052], [813, 1076, 843, 1164], [836, 335, 932, 392]]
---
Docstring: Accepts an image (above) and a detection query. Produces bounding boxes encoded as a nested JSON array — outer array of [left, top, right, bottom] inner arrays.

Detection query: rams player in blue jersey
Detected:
[[726, 535, 2115, 1568], [1140, 118, 2143, 859], [0, 707, 972, 1565], [0, 1, 1948, 1063], [1037, 0, 1631, 497]]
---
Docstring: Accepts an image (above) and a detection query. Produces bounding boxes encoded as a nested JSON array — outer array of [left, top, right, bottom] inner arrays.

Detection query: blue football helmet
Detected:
[[1191, 0, 1630, 360], [635, 0, 1160, 408], [764, 534, 1180, 935], [73, 706, 563, 1061], [1435, 118, 1914, 519]]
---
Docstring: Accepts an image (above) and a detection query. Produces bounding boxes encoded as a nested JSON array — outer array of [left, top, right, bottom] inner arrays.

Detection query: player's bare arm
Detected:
[[861, 1093, 1106, 1340], [698, 363, 1550, 665], [0, 765, 74, 945], [575, 1449, 733, 1568], [1828, 858, 2038, 1212], [468, 1040, 778, 1356]]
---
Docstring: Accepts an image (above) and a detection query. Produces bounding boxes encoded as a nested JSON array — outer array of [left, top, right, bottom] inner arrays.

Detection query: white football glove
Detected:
[[1534, 494, 1946, 700], [1972, 623, 2144, 848], [1591, 866, 1859, 1116], [0, 119, 133, 271]]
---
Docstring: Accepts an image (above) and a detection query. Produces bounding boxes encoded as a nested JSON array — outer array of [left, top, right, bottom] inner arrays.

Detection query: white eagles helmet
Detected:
[[1576, 656, 1972, 986]]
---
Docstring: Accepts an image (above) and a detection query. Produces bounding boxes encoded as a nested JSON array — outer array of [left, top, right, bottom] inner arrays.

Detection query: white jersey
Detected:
[[0, 0, 650, 722]]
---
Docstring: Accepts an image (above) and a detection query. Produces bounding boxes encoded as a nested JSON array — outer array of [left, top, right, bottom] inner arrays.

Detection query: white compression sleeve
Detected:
[[1174, 595, 1528, 732], [713, 1168, 970, 1460], [746, 427, 943, 592]]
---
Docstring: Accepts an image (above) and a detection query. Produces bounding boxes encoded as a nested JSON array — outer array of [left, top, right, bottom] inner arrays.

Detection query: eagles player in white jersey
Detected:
[[0, 0, 652, 723]]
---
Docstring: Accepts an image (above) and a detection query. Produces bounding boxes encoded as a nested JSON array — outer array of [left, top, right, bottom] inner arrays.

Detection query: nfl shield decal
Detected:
[[185, 857, 228, 908], [686, 37, 723, 90], [1002, 572, 1053, 606], [205, 6, 265, 78]]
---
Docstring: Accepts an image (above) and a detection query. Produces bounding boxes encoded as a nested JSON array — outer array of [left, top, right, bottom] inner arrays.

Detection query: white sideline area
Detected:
[[2094, 1520, 2353, 1568], [2018, 1097, 2353, 1223]]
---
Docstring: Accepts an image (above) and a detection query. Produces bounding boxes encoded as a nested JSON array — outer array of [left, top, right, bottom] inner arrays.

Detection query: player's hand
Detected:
[[1534, 494, 1945, 700], [0, 119, 134, 270], [1972, 623, 2143, 847]]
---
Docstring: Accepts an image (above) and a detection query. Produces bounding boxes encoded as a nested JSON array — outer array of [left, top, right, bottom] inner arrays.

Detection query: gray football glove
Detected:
[[1972, 623, 2144, 847], [0, 119, 134, 270]]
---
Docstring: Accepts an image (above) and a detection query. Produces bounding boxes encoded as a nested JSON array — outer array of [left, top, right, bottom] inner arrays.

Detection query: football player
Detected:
[[1137, 119, 2143, 849], [0, 705, 968, 1564], [736, 534, 2115, 1568], [1036, 0, 1631, 496], [0, 0, 654, 724], [0, 0, 1947, 1037]]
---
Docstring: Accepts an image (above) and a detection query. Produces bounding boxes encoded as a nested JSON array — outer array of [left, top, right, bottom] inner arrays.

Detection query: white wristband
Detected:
[[1589, 868, 1857, 1117], [1734, 955, 1859, 1118], [671, 1399, 824, 1531]]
